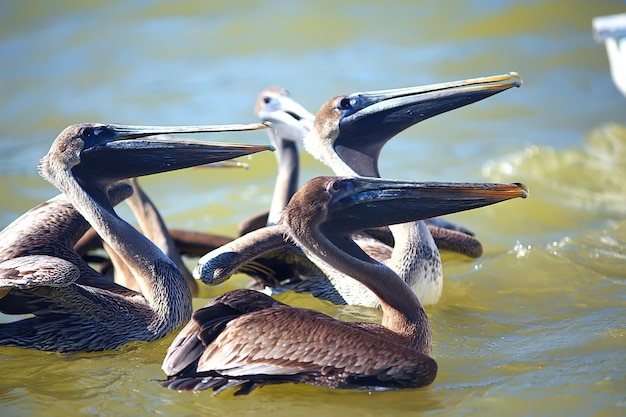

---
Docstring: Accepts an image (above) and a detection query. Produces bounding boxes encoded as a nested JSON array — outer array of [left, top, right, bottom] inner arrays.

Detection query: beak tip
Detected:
[[512, 182, 529, 198], [507, 71, 523, 88]]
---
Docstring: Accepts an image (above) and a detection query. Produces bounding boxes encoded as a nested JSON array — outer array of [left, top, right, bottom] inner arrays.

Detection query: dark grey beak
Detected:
[[325, 176, 528, 233], [73, 123, 270, 182], [334, 72, 522, 177]]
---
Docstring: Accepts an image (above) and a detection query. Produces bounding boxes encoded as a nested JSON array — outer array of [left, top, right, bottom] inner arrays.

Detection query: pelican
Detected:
[[199, 73, 522, 307], [233, 87, 326, 287], [82, 163, 254, 296], [233, 84, 486, 296], [301, 72, 523, 305], [94, 178, 203, 295], [255, 87, 314, 226], [0, 122, 269, 353], [162, 176, 528, 394]]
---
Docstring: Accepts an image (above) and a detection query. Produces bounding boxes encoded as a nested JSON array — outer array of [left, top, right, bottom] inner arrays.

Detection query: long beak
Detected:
[[104, 122, 269, 138], [325, 176, 528, 233], [334, 72, 522, 177], [75, 123, 270, 182]]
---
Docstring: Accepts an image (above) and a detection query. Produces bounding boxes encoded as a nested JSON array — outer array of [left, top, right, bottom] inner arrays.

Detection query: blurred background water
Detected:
[[1, 1, 625, 416]]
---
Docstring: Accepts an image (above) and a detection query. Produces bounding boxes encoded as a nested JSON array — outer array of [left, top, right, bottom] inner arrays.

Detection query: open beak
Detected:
[[334, 72, 522, 177], [74, 123, 270, 182], [98, 122, 269, 138], [325, 176, 528, 233]]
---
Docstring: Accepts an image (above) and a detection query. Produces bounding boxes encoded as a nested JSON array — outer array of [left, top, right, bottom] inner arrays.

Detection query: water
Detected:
[[1, 1, 626, 416]]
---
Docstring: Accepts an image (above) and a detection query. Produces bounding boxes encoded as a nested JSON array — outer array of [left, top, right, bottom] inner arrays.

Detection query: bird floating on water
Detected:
[[163, 176, 528, 395], [0, 122, 269, 353]]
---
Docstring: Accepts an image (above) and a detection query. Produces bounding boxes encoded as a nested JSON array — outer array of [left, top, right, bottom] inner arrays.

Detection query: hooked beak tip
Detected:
[[507, 72, 523, 88], [513, 182, 529, 198]]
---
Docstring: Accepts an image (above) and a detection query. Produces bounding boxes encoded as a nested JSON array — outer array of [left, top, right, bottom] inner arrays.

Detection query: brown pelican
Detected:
[[0, 122, 269, 353], [300, 73, 523, 305], [198, 73, 522, 307], [162, 176, 528, 394], [232, 85, 483, 297], [83, 162, 252, 295]]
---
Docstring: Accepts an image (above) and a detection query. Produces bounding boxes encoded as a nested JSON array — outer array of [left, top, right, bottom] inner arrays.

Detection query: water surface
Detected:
[[1, 1, 625, 416]]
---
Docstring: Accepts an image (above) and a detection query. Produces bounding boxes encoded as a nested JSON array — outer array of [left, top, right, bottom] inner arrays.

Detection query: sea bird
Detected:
[[0, 122, 269, 352], [163, 176, 528, 394]]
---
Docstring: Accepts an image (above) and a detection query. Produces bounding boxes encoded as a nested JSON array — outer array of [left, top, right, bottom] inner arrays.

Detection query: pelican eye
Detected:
[[79, 126, 95, 139], [338, 97, 352, 109], [263, 96, 271, 104], [79, 126, 105, 140], [78, 126, 107, 149], [326, 179, 342, 193]]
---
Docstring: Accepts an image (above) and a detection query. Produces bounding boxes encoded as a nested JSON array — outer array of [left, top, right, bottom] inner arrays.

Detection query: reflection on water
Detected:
[[2, 0, 626, 416]]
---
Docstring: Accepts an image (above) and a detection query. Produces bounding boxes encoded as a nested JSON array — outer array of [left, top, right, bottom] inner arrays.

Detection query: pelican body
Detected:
[[163, 176, 528, 394], [0, 122, 269, 353]]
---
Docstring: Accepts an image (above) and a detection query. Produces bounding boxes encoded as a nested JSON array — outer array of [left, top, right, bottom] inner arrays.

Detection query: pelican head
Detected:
[[255, 86, 315, 145], [305, 72, 522, 177], [38, 122, 270, 185], [286, 176, 528, 237]]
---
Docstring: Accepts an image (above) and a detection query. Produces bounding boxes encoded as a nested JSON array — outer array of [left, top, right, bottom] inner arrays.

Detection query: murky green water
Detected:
[[1, 1, 625, 416]]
